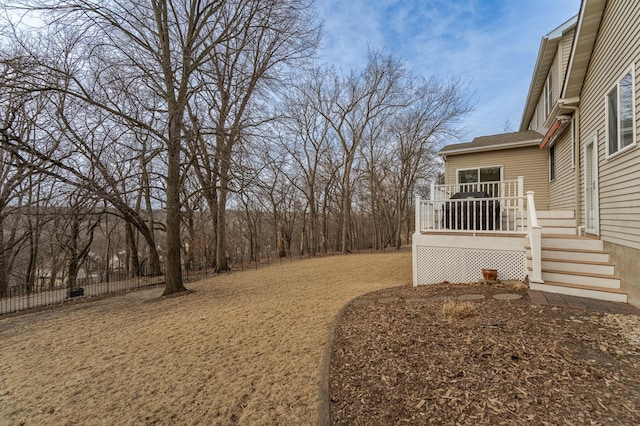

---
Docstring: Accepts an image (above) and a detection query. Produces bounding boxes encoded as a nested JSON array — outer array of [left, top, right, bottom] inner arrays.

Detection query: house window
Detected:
[[544, 71, 553, 118], [549, 144, 556, 181], [607, 68, 635, 156], [457, 167, 501, 195]]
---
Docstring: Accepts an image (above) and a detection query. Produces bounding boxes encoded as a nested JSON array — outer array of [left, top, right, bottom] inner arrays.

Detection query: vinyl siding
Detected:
[[553, 51, 562, 105], [548, 127, 576, 211], [578, 0, 640, 248], [528, 29, 576, 134], [443, 145, 549, 210], [529, 52, 558, 134], [546, 30, 578, 212]]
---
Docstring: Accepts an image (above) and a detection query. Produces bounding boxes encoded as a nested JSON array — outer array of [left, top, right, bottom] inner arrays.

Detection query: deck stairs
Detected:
[[524, 210, 627, 303]]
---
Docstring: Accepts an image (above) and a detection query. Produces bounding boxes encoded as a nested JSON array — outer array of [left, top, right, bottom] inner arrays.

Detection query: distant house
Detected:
[[414, 0, 640, 307]]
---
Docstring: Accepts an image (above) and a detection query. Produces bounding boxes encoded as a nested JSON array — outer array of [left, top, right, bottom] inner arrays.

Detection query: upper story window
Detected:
[[606, 67, 636, 156], [544, 71, 553, 118]]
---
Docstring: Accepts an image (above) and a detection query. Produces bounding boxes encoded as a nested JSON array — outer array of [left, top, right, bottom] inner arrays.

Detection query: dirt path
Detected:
[[0, 251, 410, 425]]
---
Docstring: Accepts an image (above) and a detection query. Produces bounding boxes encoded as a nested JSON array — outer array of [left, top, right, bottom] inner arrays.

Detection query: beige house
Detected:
[[439, 130, 548, 210], [414, 0, 640, 307]]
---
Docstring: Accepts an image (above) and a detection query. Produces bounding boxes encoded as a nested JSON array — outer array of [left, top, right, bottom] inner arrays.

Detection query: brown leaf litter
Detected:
[[329, 282, 640, 425]]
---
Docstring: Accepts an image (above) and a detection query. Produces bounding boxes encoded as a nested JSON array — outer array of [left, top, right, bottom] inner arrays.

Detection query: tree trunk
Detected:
[[163, 114, 187, 295], [67, 259, 79, 290], [125, 223, 140, 277], [341, 157, 354, 254], [154, 0, 186, 296], [215, 181, 229, 272]]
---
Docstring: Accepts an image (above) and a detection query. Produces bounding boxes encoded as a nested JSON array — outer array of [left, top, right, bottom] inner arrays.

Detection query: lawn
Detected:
[[0, 251, 410, 425]]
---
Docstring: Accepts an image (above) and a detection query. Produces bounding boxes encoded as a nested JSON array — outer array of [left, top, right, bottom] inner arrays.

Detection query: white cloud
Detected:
[[314, 0, 582, 139]]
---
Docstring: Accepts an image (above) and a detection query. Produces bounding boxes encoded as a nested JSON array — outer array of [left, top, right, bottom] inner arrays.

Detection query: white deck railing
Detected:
[[416, 177, 526, 234], [413, 176, 543, 283]]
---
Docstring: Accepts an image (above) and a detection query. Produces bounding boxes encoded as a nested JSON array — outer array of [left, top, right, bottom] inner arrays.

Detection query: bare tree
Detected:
[[281, 78, 334, 255], [53, 189, 101, 290], [300, 51, 407, 253], [0, 58, 57, 297], [185, 0, 319, 271], [4, 0, 282, 294]]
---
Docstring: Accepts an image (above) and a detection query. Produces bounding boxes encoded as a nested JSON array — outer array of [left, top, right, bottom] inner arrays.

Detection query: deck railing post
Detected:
[[415, 195, 421, 233], [517, 176, 524, 213], [526, 191, 543, 284]]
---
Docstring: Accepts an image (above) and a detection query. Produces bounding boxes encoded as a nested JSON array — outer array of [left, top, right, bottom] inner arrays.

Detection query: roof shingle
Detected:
[[439, 130, 543, 155]]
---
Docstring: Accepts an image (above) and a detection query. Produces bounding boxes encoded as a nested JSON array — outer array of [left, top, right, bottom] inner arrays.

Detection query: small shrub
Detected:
[[442, 299, 477, 321]]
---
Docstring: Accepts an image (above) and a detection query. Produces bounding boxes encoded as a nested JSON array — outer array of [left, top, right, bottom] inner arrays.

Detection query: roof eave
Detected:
[[439, 139, 543, 156], [519, 16, 579, 131], [519, 37, 551, 131], [561, 0, 607, 100]]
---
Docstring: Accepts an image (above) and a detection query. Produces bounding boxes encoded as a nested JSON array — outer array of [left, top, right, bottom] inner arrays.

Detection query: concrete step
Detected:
[[529, 281, 628, 303], [526, 257, 615, 275]]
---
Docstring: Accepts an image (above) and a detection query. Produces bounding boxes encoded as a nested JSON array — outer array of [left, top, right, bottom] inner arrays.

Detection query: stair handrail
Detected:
[[527, 191, 543, 284]]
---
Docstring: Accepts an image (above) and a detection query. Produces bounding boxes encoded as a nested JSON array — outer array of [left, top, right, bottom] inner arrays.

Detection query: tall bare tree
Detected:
[[186, 0, 319, 271], [4, 0, 316, 292], [300, 51, 407, 253]]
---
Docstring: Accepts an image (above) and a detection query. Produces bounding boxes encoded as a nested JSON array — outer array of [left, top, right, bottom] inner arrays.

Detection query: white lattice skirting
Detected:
[[416, 246, 527, 284]]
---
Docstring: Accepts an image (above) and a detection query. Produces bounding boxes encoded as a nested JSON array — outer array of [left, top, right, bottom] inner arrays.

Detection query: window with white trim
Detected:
[[606, 67, 635, 156], [457, 167, 502, 195]]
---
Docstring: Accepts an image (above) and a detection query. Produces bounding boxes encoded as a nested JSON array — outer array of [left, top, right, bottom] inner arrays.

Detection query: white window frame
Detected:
[[456, 166, 503, 184], [456, 166, 503, 196], [606, 65, 636, 158]]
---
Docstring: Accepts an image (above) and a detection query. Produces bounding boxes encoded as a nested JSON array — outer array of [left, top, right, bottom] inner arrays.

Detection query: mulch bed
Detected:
[[329, 282, 640, 425]]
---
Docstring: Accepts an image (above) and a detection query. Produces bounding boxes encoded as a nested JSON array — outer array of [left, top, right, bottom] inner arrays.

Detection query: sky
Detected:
[[314, 0, 582, 142]]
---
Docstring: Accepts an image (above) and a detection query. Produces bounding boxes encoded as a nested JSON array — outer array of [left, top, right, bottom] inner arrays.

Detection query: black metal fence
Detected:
[[1, 248, 404, 316], [0, 268, 168, 316]]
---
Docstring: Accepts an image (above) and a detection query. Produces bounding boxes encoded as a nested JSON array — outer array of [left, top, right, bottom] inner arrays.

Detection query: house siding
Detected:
[[443, 145, 549, 209], [535, 28, 578, 213], [529, 29, 576, 135], [578, 0, 640, 248], [548, 127, 576, 211], [576, 0, 640, 305]]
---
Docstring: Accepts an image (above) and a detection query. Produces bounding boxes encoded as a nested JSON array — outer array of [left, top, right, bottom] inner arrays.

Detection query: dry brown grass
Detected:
[[0, 250, 410, 425], [441, 299, 477, 321]]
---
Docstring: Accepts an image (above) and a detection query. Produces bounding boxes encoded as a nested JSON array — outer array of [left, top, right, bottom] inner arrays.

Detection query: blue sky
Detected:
[[314, 0, 582, 141]]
